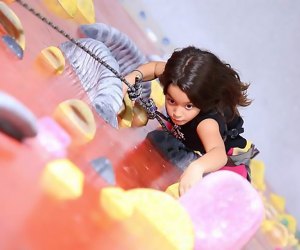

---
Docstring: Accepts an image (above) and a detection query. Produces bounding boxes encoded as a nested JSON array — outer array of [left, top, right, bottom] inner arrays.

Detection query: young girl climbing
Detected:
[[124, 46, 258, 196]]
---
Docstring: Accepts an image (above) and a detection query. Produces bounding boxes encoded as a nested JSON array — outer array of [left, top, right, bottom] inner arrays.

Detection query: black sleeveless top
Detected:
[[176, 111, 247, 154]]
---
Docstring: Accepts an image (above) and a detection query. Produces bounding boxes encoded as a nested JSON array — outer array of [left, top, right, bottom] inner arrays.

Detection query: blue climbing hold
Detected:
[[2, 35, 24, 59]]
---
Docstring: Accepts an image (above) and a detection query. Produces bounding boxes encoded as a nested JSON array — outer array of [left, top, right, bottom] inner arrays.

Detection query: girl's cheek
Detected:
[[165, 105, 172, 113]]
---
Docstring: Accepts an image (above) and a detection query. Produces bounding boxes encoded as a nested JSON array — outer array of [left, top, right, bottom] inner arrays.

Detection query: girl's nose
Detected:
[[172, 107, 182, 118], [173, 113, 181, 119]]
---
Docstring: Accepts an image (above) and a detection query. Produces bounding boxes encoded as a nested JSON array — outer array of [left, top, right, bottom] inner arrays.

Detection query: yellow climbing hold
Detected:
[[99, 187, 195, 250], [118, 93, 134, 128], [261, 219, 289, 248], [131, 102, 149, 127], [0, 1, 25, 50], [37, 46, 65, 74], [100, 187, 135, 220], [250, 159, 266, 191], [270, 193, 286, 213], [263, 201, 279, 220], [41, 159, 84, 200], [150, 79, 165, 108], [53, 99, 96, 145], [165, 182, 180, 199], [43, 0, 78, 19], [75, 0, 96, 24]]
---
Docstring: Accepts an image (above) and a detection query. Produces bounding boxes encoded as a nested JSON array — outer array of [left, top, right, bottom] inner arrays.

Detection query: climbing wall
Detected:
[[0, 1, 182, 249], [0, 0, 298, 249]]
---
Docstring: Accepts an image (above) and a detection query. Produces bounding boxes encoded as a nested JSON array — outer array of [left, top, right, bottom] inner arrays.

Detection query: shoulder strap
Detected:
[[226, 116, 245, 139], [223, 114, 245, 142]]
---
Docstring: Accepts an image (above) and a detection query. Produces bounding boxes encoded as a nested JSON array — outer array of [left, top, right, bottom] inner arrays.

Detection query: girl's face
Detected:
[[165, 84, 200, 126]]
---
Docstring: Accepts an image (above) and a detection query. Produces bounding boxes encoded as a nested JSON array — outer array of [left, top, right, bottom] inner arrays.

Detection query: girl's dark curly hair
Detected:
[[159, 46, 251, 120]]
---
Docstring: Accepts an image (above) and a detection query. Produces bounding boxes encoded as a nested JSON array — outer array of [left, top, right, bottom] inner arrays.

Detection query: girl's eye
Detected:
[[167, 98, 175, 104], [185, 104, 194, 110]]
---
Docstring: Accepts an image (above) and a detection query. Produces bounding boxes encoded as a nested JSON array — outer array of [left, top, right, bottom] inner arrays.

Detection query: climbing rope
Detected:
[[15, 0, 182, 135]]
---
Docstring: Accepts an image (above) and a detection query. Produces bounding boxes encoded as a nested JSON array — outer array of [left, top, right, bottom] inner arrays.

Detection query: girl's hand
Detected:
[[179, 163, 204, 196]]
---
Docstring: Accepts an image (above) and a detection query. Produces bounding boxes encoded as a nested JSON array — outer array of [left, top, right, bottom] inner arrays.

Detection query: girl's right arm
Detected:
[[123, 61, 166, 95]]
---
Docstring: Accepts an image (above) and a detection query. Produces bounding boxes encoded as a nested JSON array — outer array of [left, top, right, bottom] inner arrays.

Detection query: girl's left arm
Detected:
[[179, 118, 228, 196]]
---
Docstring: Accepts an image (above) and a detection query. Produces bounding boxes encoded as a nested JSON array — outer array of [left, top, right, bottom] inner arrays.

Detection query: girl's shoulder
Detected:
[[195, 110, 226, 128], [182, 110, 227, 135]]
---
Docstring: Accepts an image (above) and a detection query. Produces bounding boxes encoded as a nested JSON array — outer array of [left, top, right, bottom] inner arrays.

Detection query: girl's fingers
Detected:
[[179, 183, 192, 197]]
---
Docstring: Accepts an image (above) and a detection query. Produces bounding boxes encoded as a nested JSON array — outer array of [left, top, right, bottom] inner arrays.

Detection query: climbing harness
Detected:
[[15, 0, 181, 135]]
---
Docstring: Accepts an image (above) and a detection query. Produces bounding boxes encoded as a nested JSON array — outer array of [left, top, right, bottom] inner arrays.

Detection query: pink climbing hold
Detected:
[[179, 170, 264, 250], [35, 116, 71, 158]]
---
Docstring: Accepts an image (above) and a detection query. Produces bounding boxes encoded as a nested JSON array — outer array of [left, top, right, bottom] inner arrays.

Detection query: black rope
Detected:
[[15, 0, 180, 136]]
